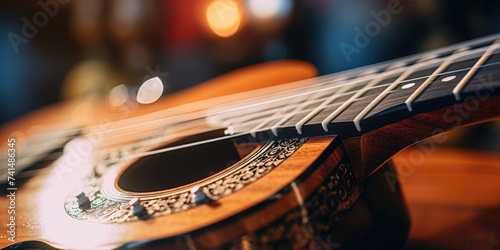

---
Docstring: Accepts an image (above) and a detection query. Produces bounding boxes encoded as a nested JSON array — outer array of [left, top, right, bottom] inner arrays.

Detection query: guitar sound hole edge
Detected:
[[116, 130, 260, 193]]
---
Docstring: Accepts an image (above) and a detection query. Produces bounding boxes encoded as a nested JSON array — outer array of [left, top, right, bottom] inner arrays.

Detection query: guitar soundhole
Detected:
[[117, 131, 256, 193]]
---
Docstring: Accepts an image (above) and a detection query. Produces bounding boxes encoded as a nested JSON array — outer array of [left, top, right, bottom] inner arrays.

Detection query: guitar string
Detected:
[[7, 62, 500, 182], [5, 49, 499, 165], [69, 41, 498, 136], [3, 35, 496, 149], [0, 68, 362, 157], [1, 71, 398, 163], [14, 65, 500, 180], [10, 60, 500, 166], [67, 48, 495, 135], [9, 46, 495, 150], [3, 43, 490, 147], [89, 60, 496, 145], [84, 61, 500, 165], [94, 47, 499, 140], [2, 64, 390, 150], [3, 56, 482, 162], [4, 38, 496, 184], [1, 45, 497, 166], [18, 90, 384, 163]]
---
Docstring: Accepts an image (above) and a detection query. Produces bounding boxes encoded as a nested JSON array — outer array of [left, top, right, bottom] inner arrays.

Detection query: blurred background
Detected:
[[2, 0, 499, 151], [0, 0, 499, 248], [1, 0, 499, 122]]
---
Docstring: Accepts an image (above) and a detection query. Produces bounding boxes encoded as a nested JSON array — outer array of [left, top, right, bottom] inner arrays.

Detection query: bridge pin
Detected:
[[76, 192, 91, 210], [190, 186, 213, 205], [130, 198, 149, 219]]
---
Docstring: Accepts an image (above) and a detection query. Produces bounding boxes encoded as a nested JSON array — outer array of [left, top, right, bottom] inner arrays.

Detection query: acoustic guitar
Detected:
[[1, 33, 499, 249]]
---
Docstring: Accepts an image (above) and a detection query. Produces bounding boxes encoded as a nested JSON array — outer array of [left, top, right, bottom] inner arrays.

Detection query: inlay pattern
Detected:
[[64, 138, 306, 223], [224, 161, 361, 250]]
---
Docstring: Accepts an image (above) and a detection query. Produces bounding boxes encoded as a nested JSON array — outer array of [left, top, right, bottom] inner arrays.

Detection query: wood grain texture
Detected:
[[394, 147, 500, 249], [0, 137, 338, 249], [0, 60, 317, 151], [344, 95, 500, 183], [0, 47, 498, 248], [0, 60, 321, 249]]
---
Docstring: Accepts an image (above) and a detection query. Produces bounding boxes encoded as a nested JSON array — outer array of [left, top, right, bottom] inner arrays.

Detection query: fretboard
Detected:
[[209, 34, 500, 140]]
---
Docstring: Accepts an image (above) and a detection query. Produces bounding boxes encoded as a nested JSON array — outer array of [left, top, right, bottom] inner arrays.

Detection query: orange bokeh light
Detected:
[[205, 0, 241, 38]]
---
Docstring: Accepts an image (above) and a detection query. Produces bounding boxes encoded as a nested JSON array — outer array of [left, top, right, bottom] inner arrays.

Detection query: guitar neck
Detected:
[[213, 34, 500, 140]]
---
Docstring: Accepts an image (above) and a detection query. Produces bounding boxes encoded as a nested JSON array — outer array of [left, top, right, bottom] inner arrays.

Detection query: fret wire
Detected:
[[293, 80, 359, 134], [213, 75, 374, 130], [207, 76, 352, 125], [9, 34, 499, 142], [9, 60, 500, 167], [3, 35, 500, 165], [18, 90, 386, 167], [248, 93, 311, 137], [452, 40, 500, 101], [10, 49, 498, 150], [8, 36, 496, 144], [198, 56, 500, 138], [206, 63, 391, 124], [102, 84, 412, 163], [124, 96, 399, 159], [385, 61, 408, 70], [227, 91, 383, 136], [351, 60, 426, 132], [404, 53, 459, 112], [249, 81, 326, 137], [318, 63, 412, 132], [102, 60, 390, 138], [225, 87, 337, 128], [270, 88, 333, 136], [404, 46, 488, 112], [267, 70, 373, 136], [234, 81, 356, 136], [215, 76, 343, 126], [223, 68, 380, 129], [220, 98, 298, 127]]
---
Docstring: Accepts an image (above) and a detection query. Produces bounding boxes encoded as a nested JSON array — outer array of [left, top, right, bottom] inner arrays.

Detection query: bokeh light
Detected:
[[246, 0, 292, 20], [206, 0, 242, 38], [136, 77, 164, 104], [108, 84, 129, 107]]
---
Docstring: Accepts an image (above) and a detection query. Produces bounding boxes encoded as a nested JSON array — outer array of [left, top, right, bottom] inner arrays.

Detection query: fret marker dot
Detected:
[[442, 75, 456, 82], [401, 83, 415, 90]]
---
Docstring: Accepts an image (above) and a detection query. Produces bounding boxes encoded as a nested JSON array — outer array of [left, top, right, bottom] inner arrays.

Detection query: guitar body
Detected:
[[1, 34, 500, 249], [0, 60, 407, 249]]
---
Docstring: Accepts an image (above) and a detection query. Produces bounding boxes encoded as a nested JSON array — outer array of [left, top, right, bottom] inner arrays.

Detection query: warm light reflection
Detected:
[[247, 0, 292, 20], [206, 0, 241, 38], [136, 77, 164, 104], [38, 138, 104, 249], [108, 84, 129, 107]]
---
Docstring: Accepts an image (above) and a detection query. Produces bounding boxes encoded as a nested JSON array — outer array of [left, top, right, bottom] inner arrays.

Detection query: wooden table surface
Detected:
[[393, 146, 500, 250]]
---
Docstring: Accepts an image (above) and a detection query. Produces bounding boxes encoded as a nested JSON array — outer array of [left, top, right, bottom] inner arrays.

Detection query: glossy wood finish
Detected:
[[344, 95, 500, 183], [0, 60, 318, 149], [1, 60, 323, 249], [1, 34, 499, 248], [0, 137, 338, 249], [395, 146, 500, 249]]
